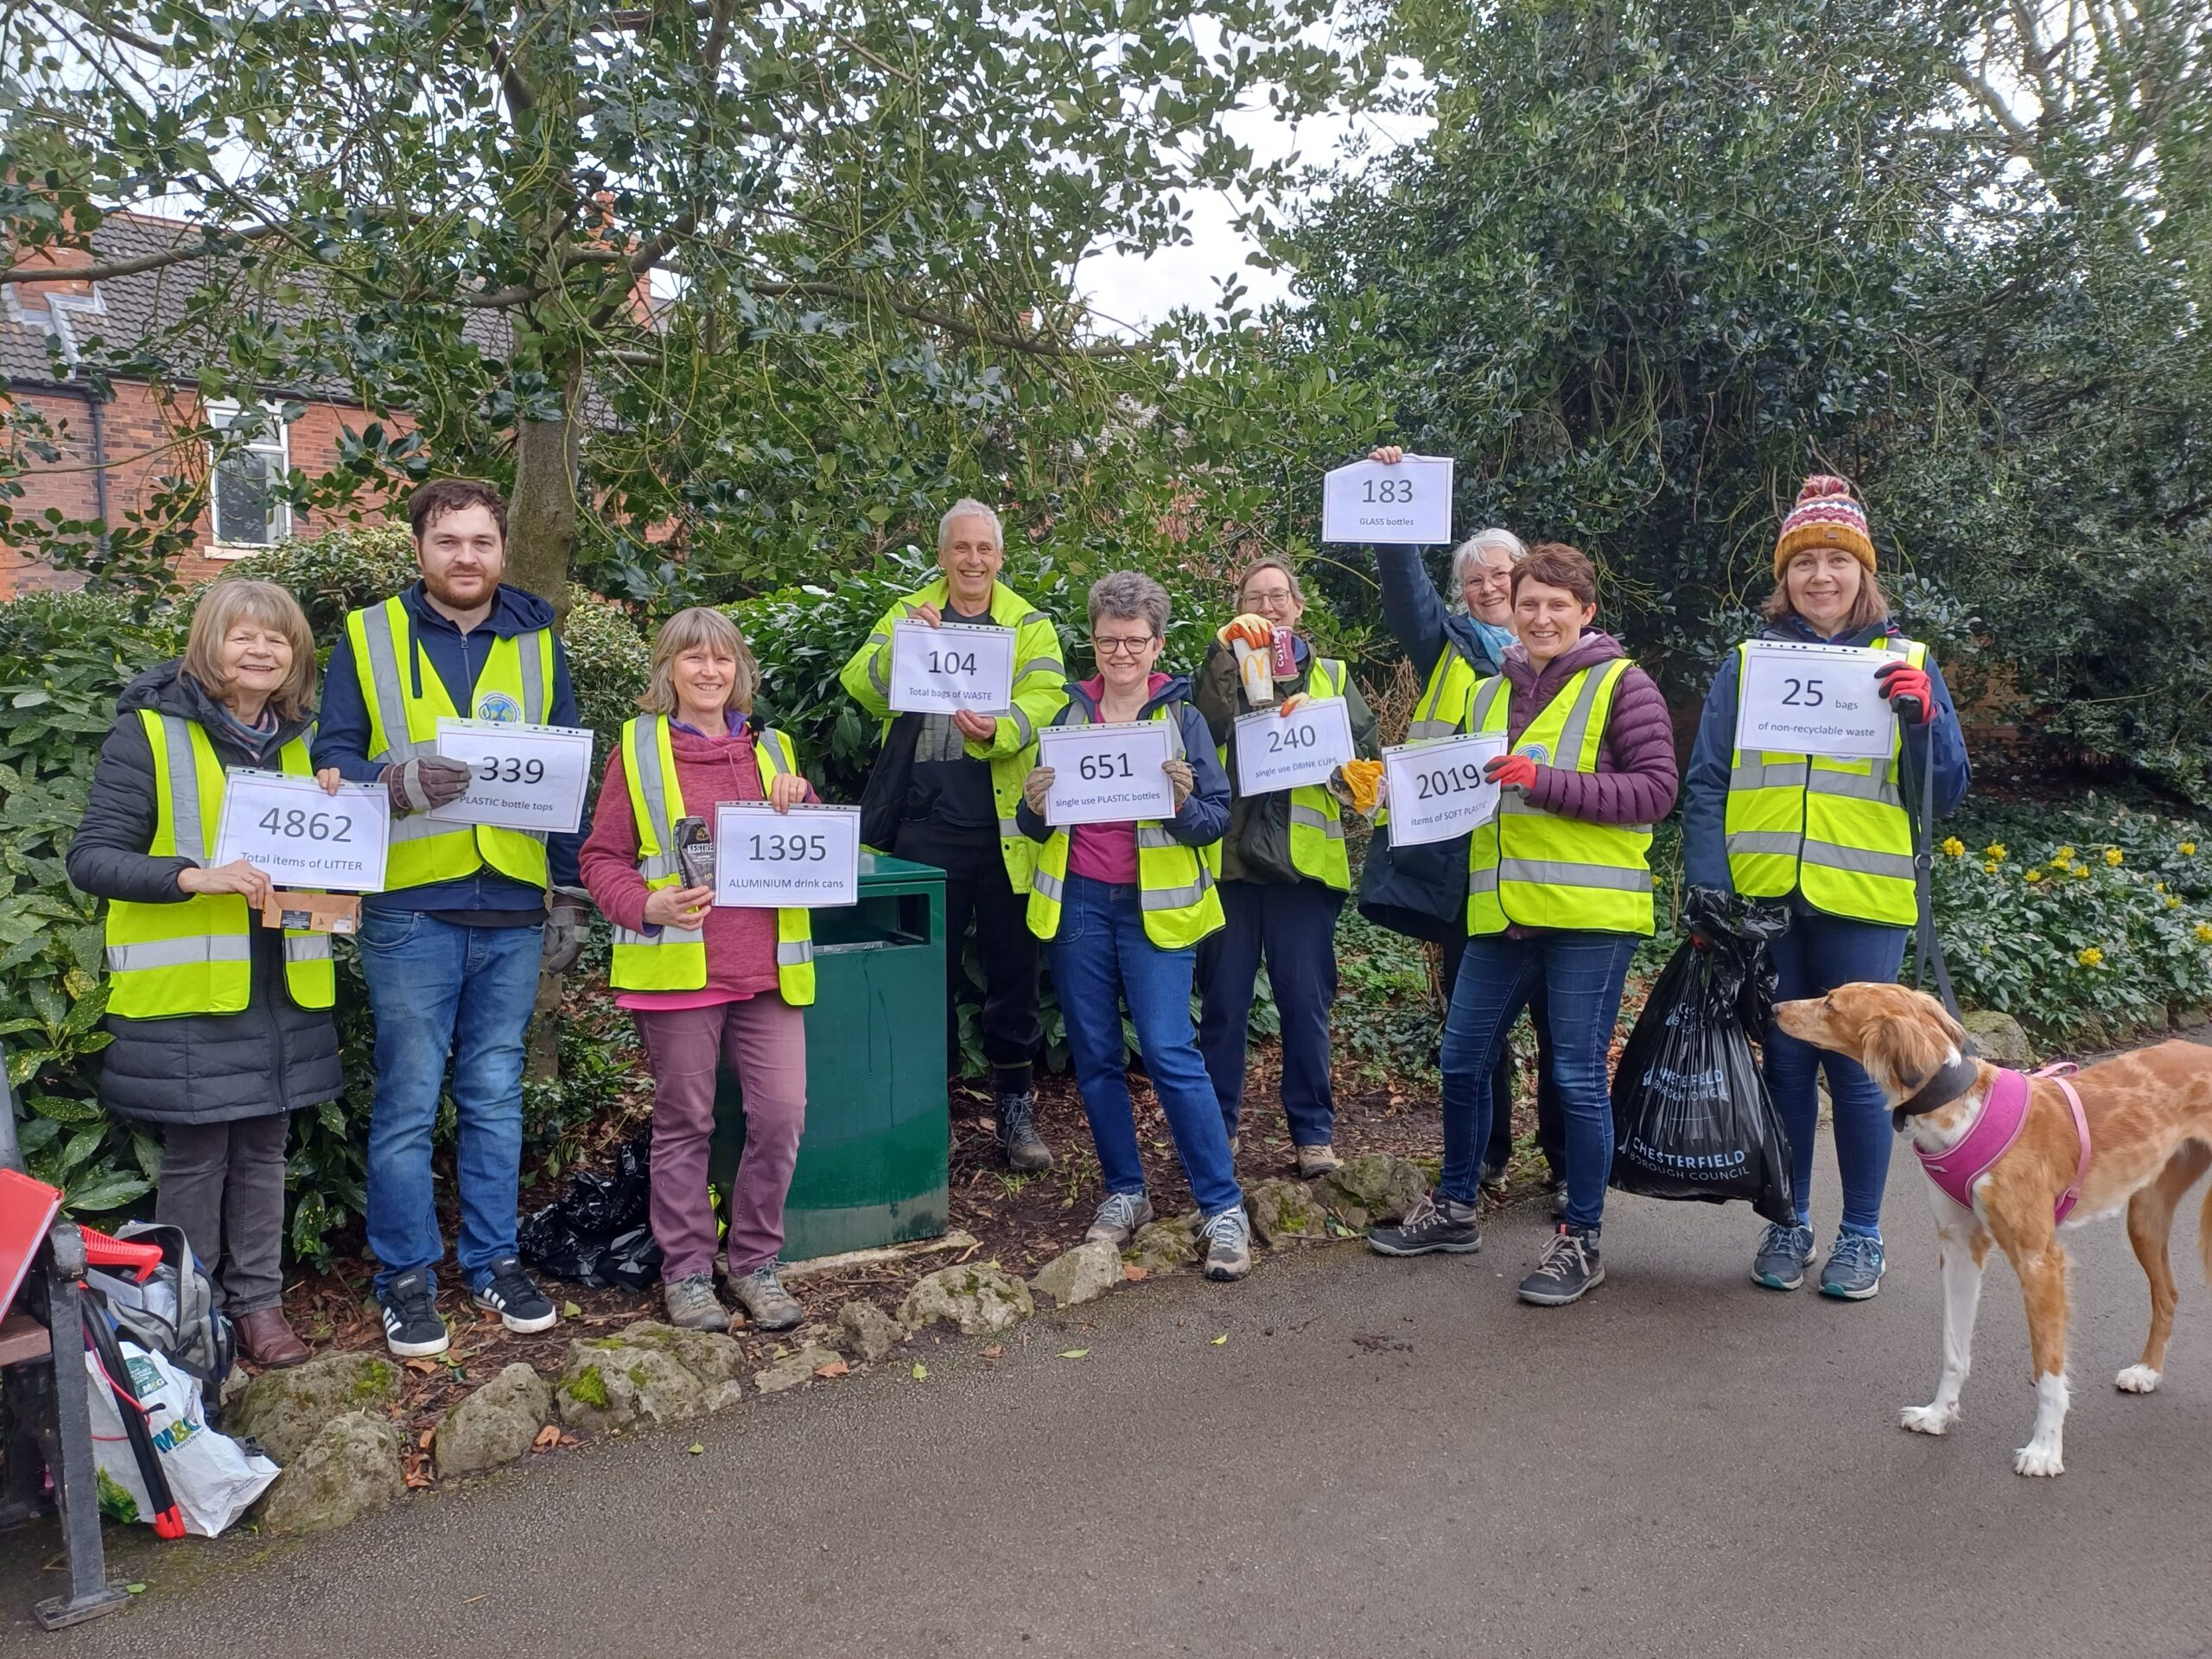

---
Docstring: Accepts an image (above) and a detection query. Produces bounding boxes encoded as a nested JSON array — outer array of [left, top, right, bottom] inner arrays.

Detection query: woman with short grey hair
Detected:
[[1015, 572, 1252, 1281]]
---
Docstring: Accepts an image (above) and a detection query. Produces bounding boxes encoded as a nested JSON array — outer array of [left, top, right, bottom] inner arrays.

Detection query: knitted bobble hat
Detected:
[[1772, 474, 1875, 578]]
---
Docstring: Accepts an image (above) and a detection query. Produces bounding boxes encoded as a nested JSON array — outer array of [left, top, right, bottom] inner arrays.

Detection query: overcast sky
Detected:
[[1071, 100, 1433, 334]]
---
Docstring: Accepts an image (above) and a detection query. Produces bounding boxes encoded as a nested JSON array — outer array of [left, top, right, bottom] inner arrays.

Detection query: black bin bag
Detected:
[[1609, 891, 1796, 1225]]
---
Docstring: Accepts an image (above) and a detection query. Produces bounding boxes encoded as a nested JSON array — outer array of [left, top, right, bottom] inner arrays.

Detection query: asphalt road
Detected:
[[6, 1141, 2210, 1659]]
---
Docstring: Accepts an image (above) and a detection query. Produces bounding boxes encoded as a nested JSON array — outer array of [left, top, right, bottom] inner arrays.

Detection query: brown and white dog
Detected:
[[1774, 982, 2212, 1476]]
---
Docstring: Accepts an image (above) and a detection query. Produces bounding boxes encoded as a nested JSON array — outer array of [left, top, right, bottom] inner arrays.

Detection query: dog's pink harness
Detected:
[[1916, 1065, 2092, 1223]]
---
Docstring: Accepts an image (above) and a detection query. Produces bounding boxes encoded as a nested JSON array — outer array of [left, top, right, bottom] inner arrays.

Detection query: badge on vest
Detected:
[[1516, 741, 1552, 765], [474, 691, 524, 724]]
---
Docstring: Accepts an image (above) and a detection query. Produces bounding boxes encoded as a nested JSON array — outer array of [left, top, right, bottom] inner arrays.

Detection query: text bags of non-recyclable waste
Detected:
[[1609, 891, 1796, 1225]]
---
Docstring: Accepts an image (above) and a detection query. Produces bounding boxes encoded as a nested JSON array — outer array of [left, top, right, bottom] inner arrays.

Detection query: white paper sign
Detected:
[[712, 804, 861, 908], [1738, 642, 1898, 761], [1320, 454, 1454, 545], [1234, 697, 1355, 796], [887, 620, 1017, 715], [1038, 721, 1175, 826], [428, 719, 594, 835], [213, 770, 391, 892], [1382, 733, 1509, 847]]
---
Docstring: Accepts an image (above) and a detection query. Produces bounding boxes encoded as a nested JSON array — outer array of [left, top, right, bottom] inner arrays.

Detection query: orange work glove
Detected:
[[1215, 613, 1274, 651], [1332, 758, 1384, 816]]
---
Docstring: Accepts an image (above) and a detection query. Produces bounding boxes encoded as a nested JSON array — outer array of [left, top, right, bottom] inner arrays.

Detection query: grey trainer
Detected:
[[1084, 1191, 1154, 1247], [728, 1263, 804, 1331], [1751, 1222, 1816, 1291], [663, 1272, 731, 1332], [1200, 1207, 1253, 1282]]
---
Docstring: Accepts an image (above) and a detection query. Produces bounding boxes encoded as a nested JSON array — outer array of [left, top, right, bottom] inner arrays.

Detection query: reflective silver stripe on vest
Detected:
[[152, 715, 209, 861], [1801, 842, 1916, 880], [1551, 665, 1613, 764], [1005, 706, 1034, 746], [105, 935, 252, 973], [626, 718, 688, 915], [1725, 830, 1803, 858], [518, 632, 547, 724], [359, 601, 431, 762], [1289, 802, 1344, 839], [865, 631, 891, 695], [1031, 868, 1065, 903], [1732, 758, 1808, 791], [999, 815, 1022, 842], [284, 934, 334, 964], [1406, 720, 1459, 741], [613, 922, 702, 947], [1468, 866, 1499, 894], [777, 938, 813, 967], [1807, 768, 1902, 807], [1469, 677, 1509, 728], [1139, 861, 1216, 911], [1497, 858, 1654, 893], [1014, 656, 1059, 683], [1135, 826, 1178, 849]]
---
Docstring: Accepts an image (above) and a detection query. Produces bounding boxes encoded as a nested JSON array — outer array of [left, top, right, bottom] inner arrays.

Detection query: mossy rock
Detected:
[[433, 1363, 552, 1480], [1313, 1153, 1427, 1229], [752, 1344, 844, 1395], [255, 1411, 405, 1535], [896, 1265, 1034, 1336], [1123, 1216, 1198, 1274], [231, 1352, 401, 1466], [615, 1319, 746, 1387], [1027, 1239, 1122, 1306], [1961, 1008, 2035, 1070], [554, 1338, 707, 1435], [1245, 1178, 1330, 1247]]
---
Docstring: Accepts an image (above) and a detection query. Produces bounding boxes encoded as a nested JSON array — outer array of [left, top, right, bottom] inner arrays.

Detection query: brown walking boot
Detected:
[[234, 1306, 311, 1368]]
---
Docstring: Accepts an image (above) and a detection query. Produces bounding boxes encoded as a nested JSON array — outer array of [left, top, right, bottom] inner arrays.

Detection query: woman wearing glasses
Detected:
[[1192, 556, 1380, 1177], [1017, 572, 1248, 1281], [1365, 444, 1565, 1204]]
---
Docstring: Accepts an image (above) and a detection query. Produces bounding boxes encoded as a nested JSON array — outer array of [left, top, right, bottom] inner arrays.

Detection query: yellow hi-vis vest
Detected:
[[1723, 636, 1924, 926], [1027, 703, 1224, 950], [607, 715, 816, 1006], [342, 595, 555, 893], [1465, 661, 1656, 937], [1216, 657, 1352, 891], [839, 576, 1066, 896], [102, 710, 335, 1018], [1406, 645, 1483, 741]]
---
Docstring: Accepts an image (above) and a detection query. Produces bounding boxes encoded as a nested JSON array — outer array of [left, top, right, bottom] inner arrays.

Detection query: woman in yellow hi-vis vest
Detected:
[[1369, 546, 1679, 1306], [1015, 573, 1249, 1281], [1682, 476, 1970, 1301], [1192, 556, 1380, 1178], [66, 581, 346, 1370], [580, 609, 818, 1336]]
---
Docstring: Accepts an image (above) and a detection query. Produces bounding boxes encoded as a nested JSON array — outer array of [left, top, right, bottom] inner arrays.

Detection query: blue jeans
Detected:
[[1046, 874, 1242, 1218], [1196, 878, 1342, 1147], [1439, 931, 1637, 1230], [1764, 911, 1908, 1238], [357, 911, 543, 1294]]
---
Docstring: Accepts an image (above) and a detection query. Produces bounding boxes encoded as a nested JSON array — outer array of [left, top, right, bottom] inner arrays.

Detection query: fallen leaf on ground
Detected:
[[911, 1363, 928, 1380], [813, 1357, 850, 1379], [981, 1344, 1003, 1360], [562, 1301, 582, 1318], [688, 1443, 704, 1455], [532, 1425, 561, 1451], [1211, 1334, 1228, 1346], [1058, 1348, 1090, 1359], [403, 1357, 436, 1375], [417, 1427, 435, 1449], [1122, 1265, 1149, 1282], [557, 1433, 579, 1446]]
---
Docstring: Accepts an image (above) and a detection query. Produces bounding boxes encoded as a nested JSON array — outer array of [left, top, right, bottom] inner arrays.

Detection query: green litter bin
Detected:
[[709, 853, 948, 1261]]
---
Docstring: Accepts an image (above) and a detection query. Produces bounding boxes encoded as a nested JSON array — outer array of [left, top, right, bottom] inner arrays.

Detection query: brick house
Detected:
[[0, 212, 503, 597]]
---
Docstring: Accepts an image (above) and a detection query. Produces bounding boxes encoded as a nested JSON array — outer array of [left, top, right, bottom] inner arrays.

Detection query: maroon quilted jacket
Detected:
[[1499, 631, 1679, 827]]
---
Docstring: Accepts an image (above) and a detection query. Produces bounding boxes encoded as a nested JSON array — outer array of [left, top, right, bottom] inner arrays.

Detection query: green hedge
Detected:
[[5, 527, 2210, 1255]]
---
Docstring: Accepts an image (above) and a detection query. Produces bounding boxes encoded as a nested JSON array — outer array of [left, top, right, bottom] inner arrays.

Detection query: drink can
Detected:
[[1269, 626, 1297, 678]]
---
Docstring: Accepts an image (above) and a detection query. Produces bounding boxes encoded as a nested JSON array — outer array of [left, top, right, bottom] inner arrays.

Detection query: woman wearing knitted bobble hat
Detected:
[[1681, 475, 1970, 1300]]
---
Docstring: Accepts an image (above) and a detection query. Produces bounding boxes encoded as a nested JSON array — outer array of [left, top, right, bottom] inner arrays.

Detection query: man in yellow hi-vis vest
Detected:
[[315, 480, 594, 1360], [839, 498, 1066, 1172]]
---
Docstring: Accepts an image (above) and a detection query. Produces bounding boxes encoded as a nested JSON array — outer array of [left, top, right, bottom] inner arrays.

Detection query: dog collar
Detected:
[[1891, 1050, 1982, 1133]]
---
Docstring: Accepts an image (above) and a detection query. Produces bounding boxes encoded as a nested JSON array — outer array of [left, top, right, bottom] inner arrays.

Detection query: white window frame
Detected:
[[204, 399, 293, 556]]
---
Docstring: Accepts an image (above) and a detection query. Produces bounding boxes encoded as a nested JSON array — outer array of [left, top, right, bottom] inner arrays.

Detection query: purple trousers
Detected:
[[632, 997, 808, 1279]]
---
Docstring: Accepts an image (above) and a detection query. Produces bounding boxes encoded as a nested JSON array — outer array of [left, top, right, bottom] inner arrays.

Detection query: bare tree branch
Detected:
[[0, 223, 289, 285]]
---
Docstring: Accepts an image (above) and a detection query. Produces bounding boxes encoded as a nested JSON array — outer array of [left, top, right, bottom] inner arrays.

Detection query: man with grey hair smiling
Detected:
[[841, 497, 1068, 1167]]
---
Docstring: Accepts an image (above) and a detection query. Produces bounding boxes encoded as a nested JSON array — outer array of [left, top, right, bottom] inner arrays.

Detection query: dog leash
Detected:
[[1901, 705, 1960, 1020]]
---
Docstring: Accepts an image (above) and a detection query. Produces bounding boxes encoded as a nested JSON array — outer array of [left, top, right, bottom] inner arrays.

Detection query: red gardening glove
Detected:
[[1484, 753, 1540, 792], [1874, 660, 1934, 723]]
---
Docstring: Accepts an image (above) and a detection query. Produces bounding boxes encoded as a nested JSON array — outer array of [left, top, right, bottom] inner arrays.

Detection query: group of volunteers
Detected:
[[64, 454, 1967, 1370]]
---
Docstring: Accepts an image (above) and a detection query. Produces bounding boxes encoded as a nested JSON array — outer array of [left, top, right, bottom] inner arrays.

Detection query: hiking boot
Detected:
[[378, 1269, 449, 1359], [472, 1255, 558, 1334], [1367, 1191, 1483, 1257], [1518, 1224, 1604, 1306], [1818, 1232, 1886, 1301], [995, 1090, 1053, 1172], [663, 1272, 730, 1332], [1751, 1222, 1817, 1292], [1547, 1177, 1569, 1222], [1479, 1162, 1509, 1196], [1084, 1191, 1154, 1248], [1199, 1207, 1253, 1282], [728, 1264, 804, 1331], [1295, 1142, 1342, 1179], [234, 1306, 310, 1368]]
